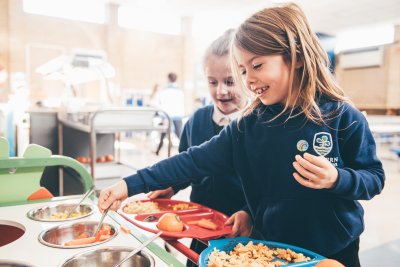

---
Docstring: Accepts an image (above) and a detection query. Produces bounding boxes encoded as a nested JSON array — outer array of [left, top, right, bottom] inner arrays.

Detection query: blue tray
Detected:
[[198, 237, 325, 267]]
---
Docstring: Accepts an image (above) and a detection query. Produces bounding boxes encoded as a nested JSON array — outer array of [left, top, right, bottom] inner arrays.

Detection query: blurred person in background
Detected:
[[155, 72, 185, 155]]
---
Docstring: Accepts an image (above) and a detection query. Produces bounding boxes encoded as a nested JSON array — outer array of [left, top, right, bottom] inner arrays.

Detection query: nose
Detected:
[[216, 83, 229, 95], [245, 73, 257, 90]]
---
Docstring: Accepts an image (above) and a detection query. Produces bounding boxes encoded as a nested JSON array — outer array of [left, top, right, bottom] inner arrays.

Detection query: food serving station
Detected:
[[0, 137, 326, 267], [0, 137, 183, 267], [0, 196, 184, 267]]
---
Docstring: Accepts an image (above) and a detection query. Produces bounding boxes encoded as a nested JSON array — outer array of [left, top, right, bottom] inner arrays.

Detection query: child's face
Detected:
[[233, 46, 291, 106], [205, 55, 246, 114]]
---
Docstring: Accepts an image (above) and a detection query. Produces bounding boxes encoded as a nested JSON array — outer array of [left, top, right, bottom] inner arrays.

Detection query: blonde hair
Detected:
[[203, 29, 235, 67], [231, 2, 350, 124]]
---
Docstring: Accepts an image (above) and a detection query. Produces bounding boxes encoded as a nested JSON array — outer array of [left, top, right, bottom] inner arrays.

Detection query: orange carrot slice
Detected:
[[99, 234, 112, 241], [64, 236, 96, 246], [197, 219, 217, 230], [120, 225, 131, 234]]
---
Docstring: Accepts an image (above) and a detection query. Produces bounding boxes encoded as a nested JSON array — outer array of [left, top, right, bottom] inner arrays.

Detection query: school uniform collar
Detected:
[[212, 105, 241, 126]]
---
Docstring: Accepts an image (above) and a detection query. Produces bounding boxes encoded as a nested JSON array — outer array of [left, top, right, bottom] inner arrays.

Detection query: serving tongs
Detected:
[[92, 203, 112, 237], [114, 231, 163, 267]]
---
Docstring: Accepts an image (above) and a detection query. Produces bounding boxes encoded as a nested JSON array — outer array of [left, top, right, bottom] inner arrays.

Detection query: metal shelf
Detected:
[[58, 107, 172, 195]]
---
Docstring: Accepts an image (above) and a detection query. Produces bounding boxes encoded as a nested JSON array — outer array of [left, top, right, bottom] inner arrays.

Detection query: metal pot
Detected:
[[0, 220, 25, 247], [27, 203, 94, 222], [60, 246, 155, 267], [38, 221, 118, 248]]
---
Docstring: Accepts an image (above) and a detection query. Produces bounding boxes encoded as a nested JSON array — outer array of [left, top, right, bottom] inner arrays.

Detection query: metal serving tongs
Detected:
[[114, 231, 163, 267], [66, 185, 95, 217], [92, 203, 112, 237]]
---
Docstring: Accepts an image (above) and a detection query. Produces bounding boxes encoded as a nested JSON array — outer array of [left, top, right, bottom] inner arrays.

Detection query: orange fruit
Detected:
[[315, 259, 345, 267]]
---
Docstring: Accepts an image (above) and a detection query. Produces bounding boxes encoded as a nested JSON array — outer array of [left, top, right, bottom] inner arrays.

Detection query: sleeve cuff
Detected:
[[328, 168, 352, 194], [123, 174, 147, 196]]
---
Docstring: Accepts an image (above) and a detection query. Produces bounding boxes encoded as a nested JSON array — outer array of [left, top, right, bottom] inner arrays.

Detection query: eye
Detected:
[[224, 78, 235, 87], [240, 69, 247, 75], [208, 80, 218, 86], [253, 63, 262, 70]]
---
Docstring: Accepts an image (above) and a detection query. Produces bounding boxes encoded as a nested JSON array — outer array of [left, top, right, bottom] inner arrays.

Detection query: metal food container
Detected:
[[60, 246, 155, 267], [27, 203, 94, 222], [0, 220, 25, 247], [0, 260, 36, 267], [38, 221, 118, 248]]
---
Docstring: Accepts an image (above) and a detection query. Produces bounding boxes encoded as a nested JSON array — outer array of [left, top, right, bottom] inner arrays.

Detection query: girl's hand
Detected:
[[225, 210, 253, 237], [98, 180, 128, 212], [292, 152, 338, 189], [147, 187, 175, 199]]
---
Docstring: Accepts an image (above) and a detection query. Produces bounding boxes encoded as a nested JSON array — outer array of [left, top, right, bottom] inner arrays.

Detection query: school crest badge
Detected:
[[313, 132, 332, 156]]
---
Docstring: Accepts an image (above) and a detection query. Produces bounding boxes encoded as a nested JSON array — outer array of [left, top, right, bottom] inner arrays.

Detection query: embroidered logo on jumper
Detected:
[[296, 140, 309, 152], [313, 132, 332, 156]]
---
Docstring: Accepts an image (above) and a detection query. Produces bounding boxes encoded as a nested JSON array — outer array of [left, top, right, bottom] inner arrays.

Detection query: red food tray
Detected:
[[117, 198, 232, 240]]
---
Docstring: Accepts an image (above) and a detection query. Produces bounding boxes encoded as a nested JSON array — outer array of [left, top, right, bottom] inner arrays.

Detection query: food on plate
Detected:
[[315, 259, 345, 267], [168, 203, 198, 211], [64, 224, 113, 246], [207, 241, 311, 267], [123, 201, 161, 214], [187, 218, 217, 230], [157, 213, 184, 232], [50, 210, 89, 220]]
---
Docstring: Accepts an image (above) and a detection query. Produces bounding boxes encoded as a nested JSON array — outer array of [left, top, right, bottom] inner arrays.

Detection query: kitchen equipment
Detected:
[[0, 220, 25, 247], [198, 237, 325, 267], [114, 231, 162, 267], [60, 246, 155, 267], [27, 203, 94, 222], [65, 185, 95, 217], [38, 221, 118, 248], [92, 203, 112, 237]]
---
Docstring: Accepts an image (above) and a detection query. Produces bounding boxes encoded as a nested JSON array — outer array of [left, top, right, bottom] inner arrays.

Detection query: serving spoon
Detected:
[[65, 185, 95, 218]]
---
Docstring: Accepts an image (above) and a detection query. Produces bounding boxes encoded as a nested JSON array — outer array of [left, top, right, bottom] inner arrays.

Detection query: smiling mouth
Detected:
[[253, 86, 270, 95], [218, 99, 233, 103]]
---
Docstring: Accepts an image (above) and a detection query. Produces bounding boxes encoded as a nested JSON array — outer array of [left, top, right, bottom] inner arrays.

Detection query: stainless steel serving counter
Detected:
[[0, 196, 184, 267]]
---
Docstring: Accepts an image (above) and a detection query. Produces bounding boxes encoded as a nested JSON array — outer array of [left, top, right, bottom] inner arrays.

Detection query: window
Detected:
[[118, 6, 181, 35], [23, 0, 106, 24], [336, 24, 394, 52]]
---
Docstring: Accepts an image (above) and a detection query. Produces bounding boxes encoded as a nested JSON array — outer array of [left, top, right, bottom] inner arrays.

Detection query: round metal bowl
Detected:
[[27, 203, 94, 222], [0, 260, 36, 267], [60, 246, 155, 267], [38, 221, 118, 249], [0, 220, 25, 247]]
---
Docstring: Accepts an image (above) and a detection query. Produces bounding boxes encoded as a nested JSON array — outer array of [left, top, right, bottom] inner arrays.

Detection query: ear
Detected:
[[295, 56, 303, 69]]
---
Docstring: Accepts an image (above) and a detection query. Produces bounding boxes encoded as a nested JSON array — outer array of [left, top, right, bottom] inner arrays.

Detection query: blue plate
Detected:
[[198, 237, 325, 267]]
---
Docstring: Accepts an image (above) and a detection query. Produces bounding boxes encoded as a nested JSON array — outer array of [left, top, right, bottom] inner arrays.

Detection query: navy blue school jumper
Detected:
[[173, 105, 246, 267], [173, 104, 246, 216], [124, 100, 385, 257]]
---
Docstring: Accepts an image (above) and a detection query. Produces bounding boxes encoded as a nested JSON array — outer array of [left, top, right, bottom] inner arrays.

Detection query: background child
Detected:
[[99, 3, 385, 267], [147, 29, 251, 266]]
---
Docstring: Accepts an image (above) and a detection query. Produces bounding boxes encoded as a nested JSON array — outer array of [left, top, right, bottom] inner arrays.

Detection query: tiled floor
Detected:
[[120, 134, 400, 266]]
